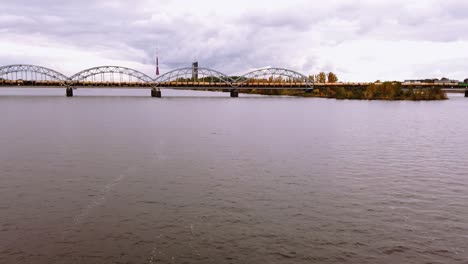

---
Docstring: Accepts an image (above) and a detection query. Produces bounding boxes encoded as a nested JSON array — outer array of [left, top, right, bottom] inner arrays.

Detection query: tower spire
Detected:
[[155, 49, 160, 77]]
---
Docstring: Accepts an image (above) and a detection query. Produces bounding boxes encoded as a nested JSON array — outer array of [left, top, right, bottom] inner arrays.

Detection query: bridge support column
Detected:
[[151, 88, 161, 98], [230, 89, 239, 98], [465, 90, 468, 97], [66, 87, 73, 97]]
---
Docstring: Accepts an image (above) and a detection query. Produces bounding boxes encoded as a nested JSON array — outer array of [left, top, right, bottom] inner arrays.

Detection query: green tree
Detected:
[[335, 87, 346, 99]]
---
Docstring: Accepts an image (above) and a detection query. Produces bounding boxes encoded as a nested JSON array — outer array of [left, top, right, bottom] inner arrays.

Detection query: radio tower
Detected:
[[155, 49, 160, 77]]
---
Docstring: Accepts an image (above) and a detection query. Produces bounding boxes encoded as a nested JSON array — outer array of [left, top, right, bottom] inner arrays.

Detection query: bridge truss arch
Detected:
[[234, 68, 314, 88], [155, 67, 234, 87], [69, 66, 154, 86], [0, 64, 69, 84]]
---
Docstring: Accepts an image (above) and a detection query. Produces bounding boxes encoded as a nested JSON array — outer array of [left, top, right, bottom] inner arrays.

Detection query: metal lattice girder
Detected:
[[0, 64, 316, 89], [155, 67, 234, 87], [69, 66, 154, 83], [234, 68, 314, 88], [0, 64, 69, 83]]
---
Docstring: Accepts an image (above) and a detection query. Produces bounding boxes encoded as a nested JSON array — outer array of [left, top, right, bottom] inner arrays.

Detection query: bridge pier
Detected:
[[66, 87, 73, 97], [151, 88, 161, 98], [230, 89, 239, 98], [465, 90, 468, 97]]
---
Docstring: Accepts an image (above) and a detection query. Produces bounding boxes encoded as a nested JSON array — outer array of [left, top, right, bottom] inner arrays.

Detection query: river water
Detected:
[[0, 88, 467, 264]]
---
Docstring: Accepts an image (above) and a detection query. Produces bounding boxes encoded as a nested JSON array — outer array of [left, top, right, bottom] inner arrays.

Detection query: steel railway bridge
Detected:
[[1, 64, 467, 97], [0, 64, 314, 97]]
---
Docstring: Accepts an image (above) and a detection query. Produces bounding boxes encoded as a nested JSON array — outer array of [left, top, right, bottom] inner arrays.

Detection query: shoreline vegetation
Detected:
[[234, 72, 448, 100], [238, 82, 448, 100]]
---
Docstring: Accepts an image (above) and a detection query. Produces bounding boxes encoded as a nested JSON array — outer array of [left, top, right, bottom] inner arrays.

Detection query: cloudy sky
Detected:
[[1, 0, 467, 81]]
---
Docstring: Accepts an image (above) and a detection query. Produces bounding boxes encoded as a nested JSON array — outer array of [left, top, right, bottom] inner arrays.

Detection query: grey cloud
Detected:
[[1, 0, 468, 80]]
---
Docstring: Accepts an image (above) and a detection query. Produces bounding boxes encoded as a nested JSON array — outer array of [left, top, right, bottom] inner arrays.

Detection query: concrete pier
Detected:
[[230, 89, 239, 98], [151, 89, 161, 98], [66, 87, 73, 97]]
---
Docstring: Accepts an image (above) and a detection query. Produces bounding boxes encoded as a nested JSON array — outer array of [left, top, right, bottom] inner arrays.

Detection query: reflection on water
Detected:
[[0, 89, 467, 263]]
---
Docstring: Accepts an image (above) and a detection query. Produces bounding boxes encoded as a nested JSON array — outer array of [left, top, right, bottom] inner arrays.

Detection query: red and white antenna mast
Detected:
[[155, 49, 160, 77]]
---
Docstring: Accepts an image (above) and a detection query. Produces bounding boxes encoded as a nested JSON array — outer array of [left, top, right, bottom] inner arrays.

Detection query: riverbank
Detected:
[[239, 82, 448, 100]]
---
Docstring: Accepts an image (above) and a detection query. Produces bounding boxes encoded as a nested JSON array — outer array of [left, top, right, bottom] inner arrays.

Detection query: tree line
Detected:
[[309, 72, 338, 83], [240, 82, 447, 101], [171, 71, 341, 84]]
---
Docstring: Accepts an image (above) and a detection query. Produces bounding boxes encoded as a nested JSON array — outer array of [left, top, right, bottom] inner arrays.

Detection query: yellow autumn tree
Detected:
[[327, 72, 338, 83]]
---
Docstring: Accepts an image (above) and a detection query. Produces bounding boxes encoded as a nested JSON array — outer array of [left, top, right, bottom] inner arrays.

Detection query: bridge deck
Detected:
[[0, 80, 466, 90]]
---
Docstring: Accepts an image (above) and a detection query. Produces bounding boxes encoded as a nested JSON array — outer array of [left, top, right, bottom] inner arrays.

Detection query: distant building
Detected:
[[404, 79, 438, 84], [192, 62, 198, 80], [404, 80, 422, 84], [405, 78, 460, 84], [435, 77, 459, 84]]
